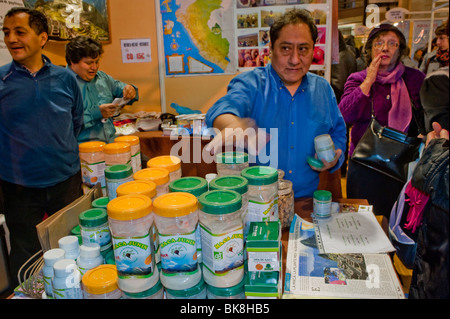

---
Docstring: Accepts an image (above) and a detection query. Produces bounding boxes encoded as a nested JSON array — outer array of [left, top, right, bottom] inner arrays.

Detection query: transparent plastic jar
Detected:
[[92, 196, 109, 209], [133, 167, 170, 197], [165, 277, 206, 299], [78, 208, 112, 252], [147, 155, 182, 181], [79, 141, 106, 195], [115, 135, 142, 173], [107, 194, 159, 293], [82, 264, 122, 299], [42, 248, 65, 298], [122, 279, 164, 299], [206, 278, 245, 299], [241, 166, 278, 231], [153, 192, 201, 290], [168, 177, 208, 264], [216, 152, 249, 176], [76, 244, 104, 277], [278, 179, 295, 230], [104, 142, 131, 167], [314, 134, 336, 162], [198, 190, 244, 288], [105, 164, 134, 200], [52, 259, 83, 299]]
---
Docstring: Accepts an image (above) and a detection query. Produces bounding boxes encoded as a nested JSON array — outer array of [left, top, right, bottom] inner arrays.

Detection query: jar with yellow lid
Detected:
[[133, 167, 170, 197], [104, 142, 131, 167], [107, 194, 159, 293], [115, 135, 141, 173], [79, 141, 106, 195], [153, 192, 201, 290], [82, 264, 122, 299], [147, 155, 182, 181]]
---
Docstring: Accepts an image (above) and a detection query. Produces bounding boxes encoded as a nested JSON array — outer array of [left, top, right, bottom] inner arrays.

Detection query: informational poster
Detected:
[[411, 20, 443, 68], [0, 0, 24, 66]]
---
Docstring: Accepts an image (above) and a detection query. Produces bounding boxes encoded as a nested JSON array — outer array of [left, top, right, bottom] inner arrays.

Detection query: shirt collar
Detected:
[[11, 55, 51, 76], [268, 63, 310, 93]]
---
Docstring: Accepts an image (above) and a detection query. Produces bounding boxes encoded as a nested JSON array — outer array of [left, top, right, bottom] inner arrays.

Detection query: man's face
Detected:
[[270, 23, 314, 88], [2, 12, 47, 67], [70, 56, 100, 82]]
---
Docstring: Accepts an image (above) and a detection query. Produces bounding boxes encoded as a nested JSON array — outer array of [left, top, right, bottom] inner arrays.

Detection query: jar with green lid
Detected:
[[78, 208, 112, 252], [216, 152, 249, 176], [92, 196, 109, 209], [169, 177, 208, 264], [206, 277, 245, 299], [313, 190, 332, 218], [198, 190, 244, 288], [165, 277, 206, 299], [241, 166, 279, 230], [122, 278, 164, 299], [105, 164, 134, 200]]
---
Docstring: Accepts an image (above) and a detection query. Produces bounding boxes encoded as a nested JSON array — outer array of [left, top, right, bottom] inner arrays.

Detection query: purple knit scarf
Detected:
[[376, 63, 412, 132]]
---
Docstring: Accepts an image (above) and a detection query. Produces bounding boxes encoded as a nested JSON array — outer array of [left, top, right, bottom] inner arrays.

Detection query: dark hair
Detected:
[[270, 9, 318, 46], [65, 36, 104, 65], [435, 22, 448, 36], [364, 26, 407, 66], [5, 7, 49, 35]]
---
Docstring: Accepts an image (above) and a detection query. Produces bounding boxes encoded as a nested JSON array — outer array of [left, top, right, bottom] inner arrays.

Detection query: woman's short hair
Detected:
[[269, 9, 318, 46], [65, 36, 103, 65]]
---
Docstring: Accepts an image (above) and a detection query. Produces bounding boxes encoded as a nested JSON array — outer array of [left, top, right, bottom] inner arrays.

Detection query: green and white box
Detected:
[[246, 221, 281, 272], [245, 270, 281, 299]]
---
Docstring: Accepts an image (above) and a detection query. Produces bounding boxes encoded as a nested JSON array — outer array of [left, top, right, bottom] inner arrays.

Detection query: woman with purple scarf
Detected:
[[339, 24, 425, 217]]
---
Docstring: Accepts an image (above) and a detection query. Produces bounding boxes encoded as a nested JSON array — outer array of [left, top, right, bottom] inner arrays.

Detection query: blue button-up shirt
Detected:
[[206, 64, 347, 198], [0, 56, 84, 187]]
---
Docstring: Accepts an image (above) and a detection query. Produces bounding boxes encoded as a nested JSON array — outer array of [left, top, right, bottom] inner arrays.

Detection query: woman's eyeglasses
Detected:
[[373, 40, 399, 50]]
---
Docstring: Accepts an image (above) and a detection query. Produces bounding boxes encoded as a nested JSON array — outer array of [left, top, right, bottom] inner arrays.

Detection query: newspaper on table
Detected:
[[283, 214, 405, 299]]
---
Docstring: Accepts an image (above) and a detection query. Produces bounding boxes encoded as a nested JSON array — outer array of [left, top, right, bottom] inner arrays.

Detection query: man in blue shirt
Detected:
[[206, 9, 347, 198], [0, 8, 84, 288]]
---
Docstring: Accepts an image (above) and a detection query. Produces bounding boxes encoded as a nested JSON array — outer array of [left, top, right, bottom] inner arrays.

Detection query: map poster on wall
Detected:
[[160, 0, 237, 76]]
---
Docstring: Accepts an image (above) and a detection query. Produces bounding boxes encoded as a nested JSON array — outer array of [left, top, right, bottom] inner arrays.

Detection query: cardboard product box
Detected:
[[245, 270, 281, 299], [246, 221, 281, 272]]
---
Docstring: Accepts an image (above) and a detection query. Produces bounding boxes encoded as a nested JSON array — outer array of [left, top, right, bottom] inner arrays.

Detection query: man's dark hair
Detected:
[[65, 36, 104, 65], [6, 7, 49, 35], [269, 9, 318, 46]]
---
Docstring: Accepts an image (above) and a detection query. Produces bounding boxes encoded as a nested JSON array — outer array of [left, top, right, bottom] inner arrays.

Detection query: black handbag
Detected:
[[351, 99, 423, 183]]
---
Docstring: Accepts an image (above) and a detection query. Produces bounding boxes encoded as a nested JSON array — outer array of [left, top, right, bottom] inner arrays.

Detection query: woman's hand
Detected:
[[122, 85, 136, 101], [99, 103, 118, 118], [360, 54, 382, 95]]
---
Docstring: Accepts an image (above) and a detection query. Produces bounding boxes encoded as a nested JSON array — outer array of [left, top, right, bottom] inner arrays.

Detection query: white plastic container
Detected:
[[104, 142, 131, 167], [79, 141, 106, 195], [133, 167, 170, 197], [76, 244, 104, 277], [216, 152, 249, 176], [153, 192, 201, 290], [107, 194, 159, 293], [82, 264, 122, 299], [52, 259, 83, 299], [199, 190, 244, 288], [165, 277, 206, 299], [313, 190, 332, 218], [58, 236, 80, 260], [78, 208, 112, 252], [314, 134, 336, 162], [115, 135, 142, 173], [122, 279, 164, 299], [206, 278, 245, 299], [147, 155, 182, 181], [42, 248, 65, 297], [105, 164, 134, 200]]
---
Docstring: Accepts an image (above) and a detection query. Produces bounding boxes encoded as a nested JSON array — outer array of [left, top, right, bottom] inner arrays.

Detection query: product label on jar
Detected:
[[81, 160, 106, 189], [200, 226, 244, 276], [159, 230, 198, 276], [247, 196, 279, 223], [80, 226, 112, 250], [53, 286, 83, 299], [112, 233, 154, 280], [106, 176, 134, 200]]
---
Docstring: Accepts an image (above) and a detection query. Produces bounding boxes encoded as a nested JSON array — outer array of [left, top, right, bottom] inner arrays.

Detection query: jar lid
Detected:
[[58, 236, 79, 252], [79, 243, 101, 258], [114, 135, 139, 146], [107, 194, 152, 221], [133, 168, 170, 185], [216, 152, 248, 164], [53, 259, 79, 278], [209, 175, 248, 195], [165, 277, 205, 297], [198, 190, 242, 215], [169, 177, 208, 197], [122, 279, 162, 298], [147, 155, 181, 172], [314, 134, 333, 147], [71, 224, 81, 236], [79, 208, 108, 227], [82, 264, 119, 295], [103, 142, 131, 154], [207, 278, 245, 297], [153, 192, 198, 218], [78, 141, 106, 153], [241, 166, 278, 185], [43, 248, 65, 266], [313, 190, 332, 201], [117, 180, 157, 199], [105, 164, 133, 180], [92, 197, 109, 209]]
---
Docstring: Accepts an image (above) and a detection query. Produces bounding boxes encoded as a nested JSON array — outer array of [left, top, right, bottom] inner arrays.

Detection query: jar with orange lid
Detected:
[[147, 155, 182, 181], [104, 142, 131, 167], [79, 141, 106, 195], [82, 264, 122, 299], [107, 194, 159, 293], [153, 192, 202, 290], [115, 135, 141, 173], [133, 167, 170, 197]]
